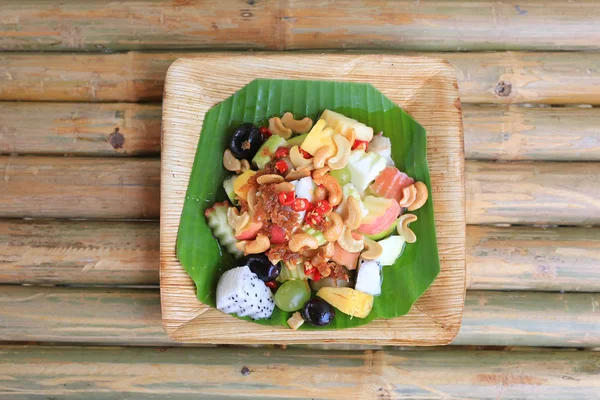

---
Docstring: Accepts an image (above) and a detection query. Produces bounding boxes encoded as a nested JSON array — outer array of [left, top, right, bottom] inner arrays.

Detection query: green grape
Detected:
[[330, 167, 351, 186], [274, 279, 311, 312]]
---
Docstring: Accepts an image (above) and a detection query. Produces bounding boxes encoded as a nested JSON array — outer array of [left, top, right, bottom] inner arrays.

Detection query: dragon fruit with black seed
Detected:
[[216, 266, 275, 320]]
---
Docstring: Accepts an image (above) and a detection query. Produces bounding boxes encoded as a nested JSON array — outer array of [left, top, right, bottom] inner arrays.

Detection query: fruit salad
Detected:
[[207, 110, 429, 329]]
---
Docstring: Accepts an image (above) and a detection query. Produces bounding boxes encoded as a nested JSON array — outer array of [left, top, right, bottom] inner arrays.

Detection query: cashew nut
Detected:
[[285, 167, 311, 181], [274, 181, 295, 193], [257, 174, 285, 185], [337, 226, 364, 253], [240, 159, 251, 173], [289, 145, 314, 169], [408, 181, 429, 211], [281, 112, 313, 134], [269, 117, 292, 139], [313, 174, 343, 206], [288, 233, 320, 253], [247, 186, 258, 214], [312, 166, 330, 179], [314, 185, 327, 201], [223, 149, 242, 172], [398, 184, 417, 208], [361, 237, 383, 260], [323, 212, 344, 242], [313, 146, 332, 169], [227, 207, 250, 236], [244, 234, 271, 254], [397, 214, 418, 243], [327, 134, 351, 170], [343, 196, 362, 230]]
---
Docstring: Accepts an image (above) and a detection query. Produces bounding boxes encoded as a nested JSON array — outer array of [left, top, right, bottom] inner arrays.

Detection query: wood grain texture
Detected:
[[0, 102, 161, 156], [160, 54, 465, 345], [0, 156, 160, 219], [0, 220, 158, 285], [467, 161, 600, 225], [1, 286, 598, 347], [2, 1, 600, 52], [4, 103, 600, 161], [3, 51, 600, 104], [464, 105, 600, 161], [467, 226, 600, 292], [0, 346, 598, 400], [2, 221, 597, 292]]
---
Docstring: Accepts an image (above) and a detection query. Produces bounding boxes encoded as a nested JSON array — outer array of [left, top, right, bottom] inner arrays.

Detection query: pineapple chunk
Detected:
[[316, 287, 373, 318], [300, 119, 337, 156], [321, 109, 374, 142], [233, 170, 256, 201]]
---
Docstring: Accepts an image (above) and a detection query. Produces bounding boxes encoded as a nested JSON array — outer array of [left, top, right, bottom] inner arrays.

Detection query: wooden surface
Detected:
[[2, 221, 599, 292], [3, 51, 600, 104], [161, 54, 465, 345], [2, 1, 600, 52], [5, 103, 600, 161], [1, 285, 599, 347], [1, 346, 598, 399]]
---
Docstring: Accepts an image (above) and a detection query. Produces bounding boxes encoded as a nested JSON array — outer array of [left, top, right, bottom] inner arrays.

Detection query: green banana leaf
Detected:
[[177, 79, 440, 330]]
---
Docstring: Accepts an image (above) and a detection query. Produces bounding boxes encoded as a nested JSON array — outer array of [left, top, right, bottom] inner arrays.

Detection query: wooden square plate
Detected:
[[161, 53, 465, 345]]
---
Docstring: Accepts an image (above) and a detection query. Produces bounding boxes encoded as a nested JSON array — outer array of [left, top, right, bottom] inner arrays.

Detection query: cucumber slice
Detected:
[[223, 176, 238, 205], [277, 261, 308, 282], [252, 135, 287, 169], [205, 202, 243, 258], [302, 225, 327, 246], [286, 133, 308, 147]]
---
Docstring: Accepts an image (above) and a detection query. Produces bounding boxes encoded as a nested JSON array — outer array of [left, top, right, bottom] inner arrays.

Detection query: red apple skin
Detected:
[[358, 199, 401, 236], [234, 221, 263, 240]]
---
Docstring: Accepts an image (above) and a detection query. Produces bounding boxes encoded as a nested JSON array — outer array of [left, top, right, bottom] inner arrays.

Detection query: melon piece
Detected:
[[320, 109, 374, 142], [355, 259, 382, 296], [358, 196, 401, 236], [316, 287, 373, 318], [216, 266, 275, 320], [205, 201, 243, 258], [367, 133, 394, 166], [377, 235, 406, 266], [300, 119, 337, 156], [331, 243, 360, 270], [233, 170, 256, 201], [368, 167, 414, 202], [346, 150, 387, 192]]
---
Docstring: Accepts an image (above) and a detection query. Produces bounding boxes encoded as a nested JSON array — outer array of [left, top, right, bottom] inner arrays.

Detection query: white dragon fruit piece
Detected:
[[216, 266, 275, 320]]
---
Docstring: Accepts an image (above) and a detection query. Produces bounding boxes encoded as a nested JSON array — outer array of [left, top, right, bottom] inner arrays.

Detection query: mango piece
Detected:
[[300, 119, 336, 156], [316, 287, 373, 318], [233, 170, 256, 201]]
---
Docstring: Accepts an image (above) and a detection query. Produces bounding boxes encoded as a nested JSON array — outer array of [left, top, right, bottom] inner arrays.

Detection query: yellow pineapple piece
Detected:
[[316, 287, 374, 318], [300, 119, 337, 156], [233, 170, 256, 201], [321, 109, 374, 142]]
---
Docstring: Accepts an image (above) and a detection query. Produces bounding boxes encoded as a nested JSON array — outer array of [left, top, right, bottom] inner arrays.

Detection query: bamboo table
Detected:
[[0, 1, 599, 398]]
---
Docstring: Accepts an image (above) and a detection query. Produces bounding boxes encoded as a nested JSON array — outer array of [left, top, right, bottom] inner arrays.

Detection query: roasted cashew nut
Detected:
[[288, 233, 320, 253], [309, 242, 335, 277], [269, 117, 293, 139], [285, 167, 311, 181], [247, 186, 258, 214], [327, 134, 351, 170], [223, 149, 242, 172], [361, 237, 383, 260], [408, 181, 429, 211], [323, 212, 344, 242], [227, 207, 250, 236], [314, 185, 327, 202], [257, 174, 285, 185], [343, 196, 363, 230], [398, 184, 417, 208], [313, 146, 331, 169], [281, 112, 313, 134], [244, 234, 271, 254], [289, 145, 314, 169], [312, 166, 330, 179], [313, 174, 343, 206], [274, 182, 295, 193], [397, 214, 418, 243], [240, 159, 251, 173], [337, 226, 364, 253]]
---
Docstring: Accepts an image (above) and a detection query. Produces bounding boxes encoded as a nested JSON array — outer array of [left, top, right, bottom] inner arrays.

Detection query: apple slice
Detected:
[[358, 196, 401, 236]]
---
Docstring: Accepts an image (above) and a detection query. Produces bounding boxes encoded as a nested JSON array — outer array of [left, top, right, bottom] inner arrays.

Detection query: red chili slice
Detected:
[[291, 198, 309, 212], [311, 270, 322, 282], [275, 159, 288, 174], [273, 147, 289, 159], [278, 191, 295, 206], [305, 210, 322, 226], [315, 200, 332, 215], [352, 140, 368, 150], [299, 148, 313, 159], [260, 126, 272, 139]]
